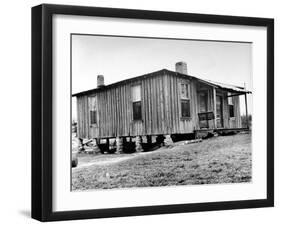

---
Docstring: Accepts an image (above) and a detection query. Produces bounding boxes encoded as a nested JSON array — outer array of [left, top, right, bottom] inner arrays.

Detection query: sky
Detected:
[[72, 34, 253, 120]]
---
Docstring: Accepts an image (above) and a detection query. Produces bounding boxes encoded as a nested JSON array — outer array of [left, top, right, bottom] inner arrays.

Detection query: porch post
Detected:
[[213, 87, 217, 129], [244, 93, 249, 129]]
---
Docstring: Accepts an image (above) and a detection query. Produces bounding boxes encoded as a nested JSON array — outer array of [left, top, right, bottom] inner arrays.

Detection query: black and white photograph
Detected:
[[71, 34, 253, 191], [29, 3, 274, 222]]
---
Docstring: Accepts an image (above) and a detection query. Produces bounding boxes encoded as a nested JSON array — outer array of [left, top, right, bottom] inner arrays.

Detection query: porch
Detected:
[[196, 79, 251, 130]]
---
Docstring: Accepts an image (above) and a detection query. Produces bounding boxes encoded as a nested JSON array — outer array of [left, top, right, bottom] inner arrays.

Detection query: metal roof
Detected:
[[72, 69, 251, 97], [196, 78, 251, 94]]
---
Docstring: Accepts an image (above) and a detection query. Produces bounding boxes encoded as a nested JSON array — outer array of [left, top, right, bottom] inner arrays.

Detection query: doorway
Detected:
[[198, 91, 208, 128], [216, 95, 224, 128]]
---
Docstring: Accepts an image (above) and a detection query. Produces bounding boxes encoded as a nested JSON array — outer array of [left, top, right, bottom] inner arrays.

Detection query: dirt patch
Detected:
[[74, 147, 173, 169]]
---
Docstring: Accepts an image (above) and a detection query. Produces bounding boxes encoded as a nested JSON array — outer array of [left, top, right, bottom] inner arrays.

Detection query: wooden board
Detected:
[[76, 71, 242, 139]]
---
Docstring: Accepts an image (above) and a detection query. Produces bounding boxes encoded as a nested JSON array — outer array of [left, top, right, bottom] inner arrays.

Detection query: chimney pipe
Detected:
[[97, 75, 105, 88], [175, 62, 187, 74]]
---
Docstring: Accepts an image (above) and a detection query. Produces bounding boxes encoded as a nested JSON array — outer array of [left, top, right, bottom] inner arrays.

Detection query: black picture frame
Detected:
[[32, 4, 274, 222]]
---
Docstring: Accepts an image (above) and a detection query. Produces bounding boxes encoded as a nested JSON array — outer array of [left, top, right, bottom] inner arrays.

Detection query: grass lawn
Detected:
[[72, 133, 251, 190]]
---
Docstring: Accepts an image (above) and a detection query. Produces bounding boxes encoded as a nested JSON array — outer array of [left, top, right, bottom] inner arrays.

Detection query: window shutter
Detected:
[[132, 85, 141, 102]]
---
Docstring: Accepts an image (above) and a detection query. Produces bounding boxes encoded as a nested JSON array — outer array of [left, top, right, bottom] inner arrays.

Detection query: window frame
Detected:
[[132, 101, 142, 121], [131, 84, 142, 121], [88, 95, 98, 126], [229, 103, 235, 118], [228, 95, 235, 118], [180, 81, 191, 119], [90, 110, 97, 125]]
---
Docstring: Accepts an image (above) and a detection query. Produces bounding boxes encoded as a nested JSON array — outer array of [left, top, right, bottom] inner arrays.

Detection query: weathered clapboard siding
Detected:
[[76, 69, 244, 139]]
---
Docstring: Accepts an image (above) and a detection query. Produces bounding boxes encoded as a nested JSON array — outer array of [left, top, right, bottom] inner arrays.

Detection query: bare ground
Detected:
[[72, 133, 252, 191]]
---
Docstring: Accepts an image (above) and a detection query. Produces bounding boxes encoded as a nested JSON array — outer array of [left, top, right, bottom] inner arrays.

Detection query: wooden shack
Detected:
[[73, 62, 251, 153]]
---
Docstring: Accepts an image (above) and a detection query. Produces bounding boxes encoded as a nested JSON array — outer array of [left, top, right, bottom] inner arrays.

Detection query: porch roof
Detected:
[[196, 78, 252, 94]]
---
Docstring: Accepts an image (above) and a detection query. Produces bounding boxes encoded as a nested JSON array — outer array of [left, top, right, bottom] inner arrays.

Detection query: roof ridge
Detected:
[[72, 68, 251, 97], [72, 68, 168, 96]]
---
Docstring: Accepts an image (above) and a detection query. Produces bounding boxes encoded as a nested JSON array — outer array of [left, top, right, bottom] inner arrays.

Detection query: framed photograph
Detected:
[[32, 4, 274, 222]]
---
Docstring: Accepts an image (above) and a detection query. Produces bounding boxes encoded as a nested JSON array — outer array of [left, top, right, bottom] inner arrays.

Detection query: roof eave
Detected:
[[72, 69, 252, 97]]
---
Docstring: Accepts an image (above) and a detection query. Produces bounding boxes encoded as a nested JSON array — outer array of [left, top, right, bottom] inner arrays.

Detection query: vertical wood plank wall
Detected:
[[76, 71, 243, 139], [77, 72, 195, 139]]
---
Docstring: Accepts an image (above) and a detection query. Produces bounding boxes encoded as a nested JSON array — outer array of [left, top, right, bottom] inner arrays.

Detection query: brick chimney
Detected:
[[97, 75, 105, 88], [175, 62, 187, 74]]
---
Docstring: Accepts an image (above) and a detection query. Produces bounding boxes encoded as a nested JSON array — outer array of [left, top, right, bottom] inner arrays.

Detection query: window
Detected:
[[180, 82, 191, 118], [181, 100, 191, 117], [181, 83, 189, 99], [228, 93, 235, 118], [229, 105, 234, 118], [90, 110, 97, 124], [88, 96, 97, 125], [133, 101, 142, 120], [132, 85, 142, 120]]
